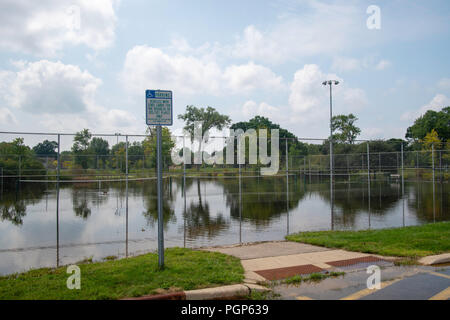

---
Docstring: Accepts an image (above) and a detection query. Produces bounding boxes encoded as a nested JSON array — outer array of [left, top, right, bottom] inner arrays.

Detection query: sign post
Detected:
[[146, 89, 173, 269]]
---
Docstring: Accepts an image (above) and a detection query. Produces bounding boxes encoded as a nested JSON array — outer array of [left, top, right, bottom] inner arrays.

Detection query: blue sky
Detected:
[[0, 0, 449, 148]]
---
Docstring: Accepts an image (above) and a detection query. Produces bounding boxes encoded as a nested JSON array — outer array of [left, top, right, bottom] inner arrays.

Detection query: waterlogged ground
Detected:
[[0, 175, 448, 275]]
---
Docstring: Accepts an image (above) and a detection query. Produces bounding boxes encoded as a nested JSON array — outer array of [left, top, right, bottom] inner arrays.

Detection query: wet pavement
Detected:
[[272, 265, 450, 300]]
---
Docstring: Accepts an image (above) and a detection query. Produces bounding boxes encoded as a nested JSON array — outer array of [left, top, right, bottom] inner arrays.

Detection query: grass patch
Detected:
[[282, 272, 345, 286], [286, 222, 450, 258], [0, 247, 244, 300]]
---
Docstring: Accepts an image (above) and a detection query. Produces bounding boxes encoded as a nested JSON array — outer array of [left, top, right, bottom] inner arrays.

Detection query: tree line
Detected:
[[1, 105, 448, 177]]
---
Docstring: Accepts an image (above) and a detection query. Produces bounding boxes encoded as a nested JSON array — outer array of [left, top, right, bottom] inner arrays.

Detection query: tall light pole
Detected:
[[322, 80, 339, 230]]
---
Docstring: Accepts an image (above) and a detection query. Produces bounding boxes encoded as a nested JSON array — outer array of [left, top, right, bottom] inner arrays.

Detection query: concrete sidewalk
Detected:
[[204, 241, 396, 283]]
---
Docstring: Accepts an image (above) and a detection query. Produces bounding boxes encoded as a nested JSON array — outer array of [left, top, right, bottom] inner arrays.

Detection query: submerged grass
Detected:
[[282, 272, 345, 286], [286, 222, 450, 258], [0, 247, 244, 300]]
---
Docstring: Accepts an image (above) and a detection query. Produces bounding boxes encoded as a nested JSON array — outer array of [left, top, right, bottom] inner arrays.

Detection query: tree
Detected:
[[0, 138, 45, 180], [422, 129, 442, 150], [331, 114, 361, 144], [32, 140, 58, 156], [73, 129, 92, 152], [88, 137, 109, 169], [143, 127, 175, 169], [406, 106, 450, 145], [72, 129, 92, 169], [88, 137, 109, 156], [230, 116, 307, 160], [178, 106, 231, 168]]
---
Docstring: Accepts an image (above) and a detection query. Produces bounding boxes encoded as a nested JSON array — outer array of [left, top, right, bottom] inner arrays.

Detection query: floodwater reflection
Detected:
[[0, 175, 448, 275]]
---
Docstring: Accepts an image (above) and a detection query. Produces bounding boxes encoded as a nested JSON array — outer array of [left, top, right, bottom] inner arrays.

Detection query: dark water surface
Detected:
[[0, 175, 448, 275]]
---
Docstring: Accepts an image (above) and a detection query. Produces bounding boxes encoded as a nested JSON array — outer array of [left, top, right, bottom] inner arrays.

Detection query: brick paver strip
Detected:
[[255, 264, 324, 281], [326, 256, 387, 267]]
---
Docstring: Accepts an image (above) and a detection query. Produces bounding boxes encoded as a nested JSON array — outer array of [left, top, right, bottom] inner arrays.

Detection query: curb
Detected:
[[418, 253, 450, 266], [122, 284, 269, 300]]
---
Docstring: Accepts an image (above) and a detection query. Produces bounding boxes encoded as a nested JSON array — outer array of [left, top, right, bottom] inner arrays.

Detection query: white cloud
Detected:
[[231, 2, 362, 64], [242, 100, 282, 120], [6, 60, 101, 114], [401, 94, 450, 121], [0, 60, 137, 133], [224, 62, 284, 93], [121, 45, 285, 96], [239, 64, 367, 137], [0, 107, 16, 125], [288, 64, 367, 135], [0, 0, 117, 56]]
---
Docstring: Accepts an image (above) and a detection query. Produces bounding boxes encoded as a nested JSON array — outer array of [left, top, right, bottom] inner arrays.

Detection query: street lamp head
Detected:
[[334, 80, 339, 85], [322, 81, 327, 86]]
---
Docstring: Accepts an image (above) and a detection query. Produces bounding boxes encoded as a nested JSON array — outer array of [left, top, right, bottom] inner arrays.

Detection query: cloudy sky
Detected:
[[0, 0, 449, 146]]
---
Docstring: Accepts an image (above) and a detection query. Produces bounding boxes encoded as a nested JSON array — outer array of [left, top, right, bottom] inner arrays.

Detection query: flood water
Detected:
[[0, 175, 448, 275]]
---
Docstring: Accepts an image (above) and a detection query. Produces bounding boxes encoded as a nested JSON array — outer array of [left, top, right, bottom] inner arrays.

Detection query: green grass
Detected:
[[282, 272, 345, 285], [0, 247, 244, 300], [286, 222, 450, 258]]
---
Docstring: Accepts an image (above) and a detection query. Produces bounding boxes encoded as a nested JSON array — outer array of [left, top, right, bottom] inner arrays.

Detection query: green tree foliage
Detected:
[[72, 129, 92, 169], [0, 138, 45, 179], [406, 106, 450, 145], [142, 127, 175, 169], [178, 106, 231, 167], [230, 116, 308, 158], [88, 137, 109, 156], [32, 140, 58, 156], [421, 129, 442, 150], [331, 113, 361, 144]]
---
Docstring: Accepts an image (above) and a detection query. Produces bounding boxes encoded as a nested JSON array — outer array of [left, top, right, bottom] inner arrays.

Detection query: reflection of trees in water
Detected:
[[72, 188, 91, 219], [0, 184, 46, 225], [182, 179, 228, 239], [141, 179, 176, 229], [222, 176, 306, 228], [317, 182, 403, 228], [406, 182, 449, 223], [71, 182, 111, 220]]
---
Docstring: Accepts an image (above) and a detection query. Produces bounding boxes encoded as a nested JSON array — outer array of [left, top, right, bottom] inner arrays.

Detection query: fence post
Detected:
[[125, 135, 128, 179], [367, 142, 371, 228], [416, 151, 419, 178], [379, 153, 381, 174], [303, 156, 306, 175], [183, 135, 186, 176], [285, 138, 289, 174], [57, 134, 60, 181], [308, 157, 311, 182], [432, 144, 435, 183], [401, 143, 404, 185], [18, 155, 21, 181], [432, 144, 435, 222]]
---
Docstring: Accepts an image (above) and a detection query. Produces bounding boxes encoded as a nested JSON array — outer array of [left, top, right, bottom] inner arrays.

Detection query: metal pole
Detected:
[[367, 142, 371, 229], [329, 83, 333, 188], [308, 157, 311, 182], [125, 135, 128, 177], [401, 143, 405, 227], [125, 135, 129, 257], [57, 134, 60, 181], [156, 126, 164, 268], [183, 136, 186, 176], [401, 143, 404, 188], [432, 144, 435, 222], [56, 134, 60, 267], [286, 138, 289, 174]]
